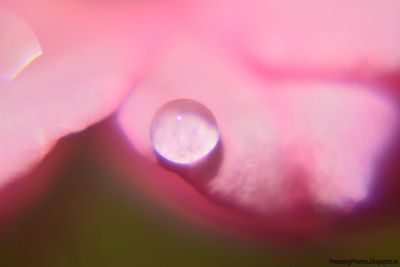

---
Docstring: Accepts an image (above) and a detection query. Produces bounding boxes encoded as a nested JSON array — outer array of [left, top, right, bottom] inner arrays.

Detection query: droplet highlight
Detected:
[[150, 99, 219, 165], [0, 9, 42, 82]]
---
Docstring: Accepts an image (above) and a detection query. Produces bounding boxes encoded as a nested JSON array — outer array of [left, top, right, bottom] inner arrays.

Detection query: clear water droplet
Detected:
[[150, 99, 219, 165], [0, 10, 42, 82]]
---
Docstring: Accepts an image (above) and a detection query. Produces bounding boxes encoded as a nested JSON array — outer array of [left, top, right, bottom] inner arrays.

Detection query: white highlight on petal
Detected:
[[281, 83, 399, 209], [0, 9, 42, 82]]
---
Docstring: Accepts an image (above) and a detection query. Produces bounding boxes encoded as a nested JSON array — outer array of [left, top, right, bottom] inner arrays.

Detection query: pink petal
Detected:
[[185, 0, 400, 74], [117, 31, 398, 232], [0, 1, 171, 187]]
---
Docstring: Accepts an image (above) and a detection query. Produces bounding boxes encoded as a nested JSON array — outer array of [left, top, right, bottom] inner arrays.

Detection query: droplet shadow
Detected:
[[155, 140, 224, 187]]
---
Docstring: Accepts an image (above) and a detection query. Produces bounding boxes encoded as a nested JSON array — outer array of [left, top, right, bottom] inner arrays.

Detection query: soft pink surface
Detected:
[[0, 1, 171, 187], [118, 32, 398, 218], [184, 0, 400, 74], [1, 0, 400, 236]]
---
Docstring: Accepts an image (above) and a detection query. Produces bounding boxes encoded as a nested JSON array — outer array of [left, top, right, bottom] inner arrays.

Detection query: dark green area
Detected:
[[0, 126, 399, 267]]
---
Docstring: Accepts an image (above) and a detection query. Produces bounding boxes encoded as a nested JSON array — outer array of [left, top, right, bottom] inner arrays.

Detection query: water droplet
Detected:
[[0, 10, 42, 82], [150, 99, 219, 165]]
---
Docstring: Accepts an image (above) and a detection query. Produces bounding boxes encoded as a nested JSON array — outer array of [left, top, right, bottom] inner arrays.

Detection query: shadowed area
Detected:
[[157, 140, 224, 186], [0, 120, 400, 266]]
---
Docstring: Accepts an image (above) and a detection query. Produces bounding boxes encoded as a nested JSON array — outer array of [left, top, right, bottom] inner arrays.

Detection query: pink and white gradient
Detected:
[[1, 0, 400, 240]]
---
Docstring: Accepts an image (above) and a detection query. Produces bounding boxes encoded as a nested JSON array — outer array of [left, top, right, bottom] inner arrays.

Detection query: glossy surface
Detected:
[[150, 99, 219, 165], [0, 9, 42, 82]]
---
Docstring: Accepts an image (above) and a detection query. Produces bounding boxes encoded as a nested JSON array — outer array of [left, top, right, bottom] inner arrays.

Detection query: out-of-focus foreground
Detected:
[[0, 120, 399, 267]]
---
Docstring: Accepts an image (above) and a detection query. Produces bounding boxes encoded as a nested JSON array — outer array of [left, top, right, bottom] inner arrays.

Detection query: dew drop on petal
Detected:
[[0, 9, 42, 82], [150, 99, 219, 165]]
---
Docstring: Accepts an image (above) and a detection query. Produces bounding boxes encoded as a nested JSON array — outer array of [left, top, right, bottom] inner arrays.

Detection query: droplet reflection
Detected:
[[150, 99, 219, 165], [0, 9, 42, 82]]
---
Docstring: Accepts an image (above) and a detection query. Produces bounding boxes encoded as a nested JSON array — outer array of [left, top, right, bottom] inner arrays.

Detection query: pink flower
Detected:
[[1, 0, 399, 242]]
